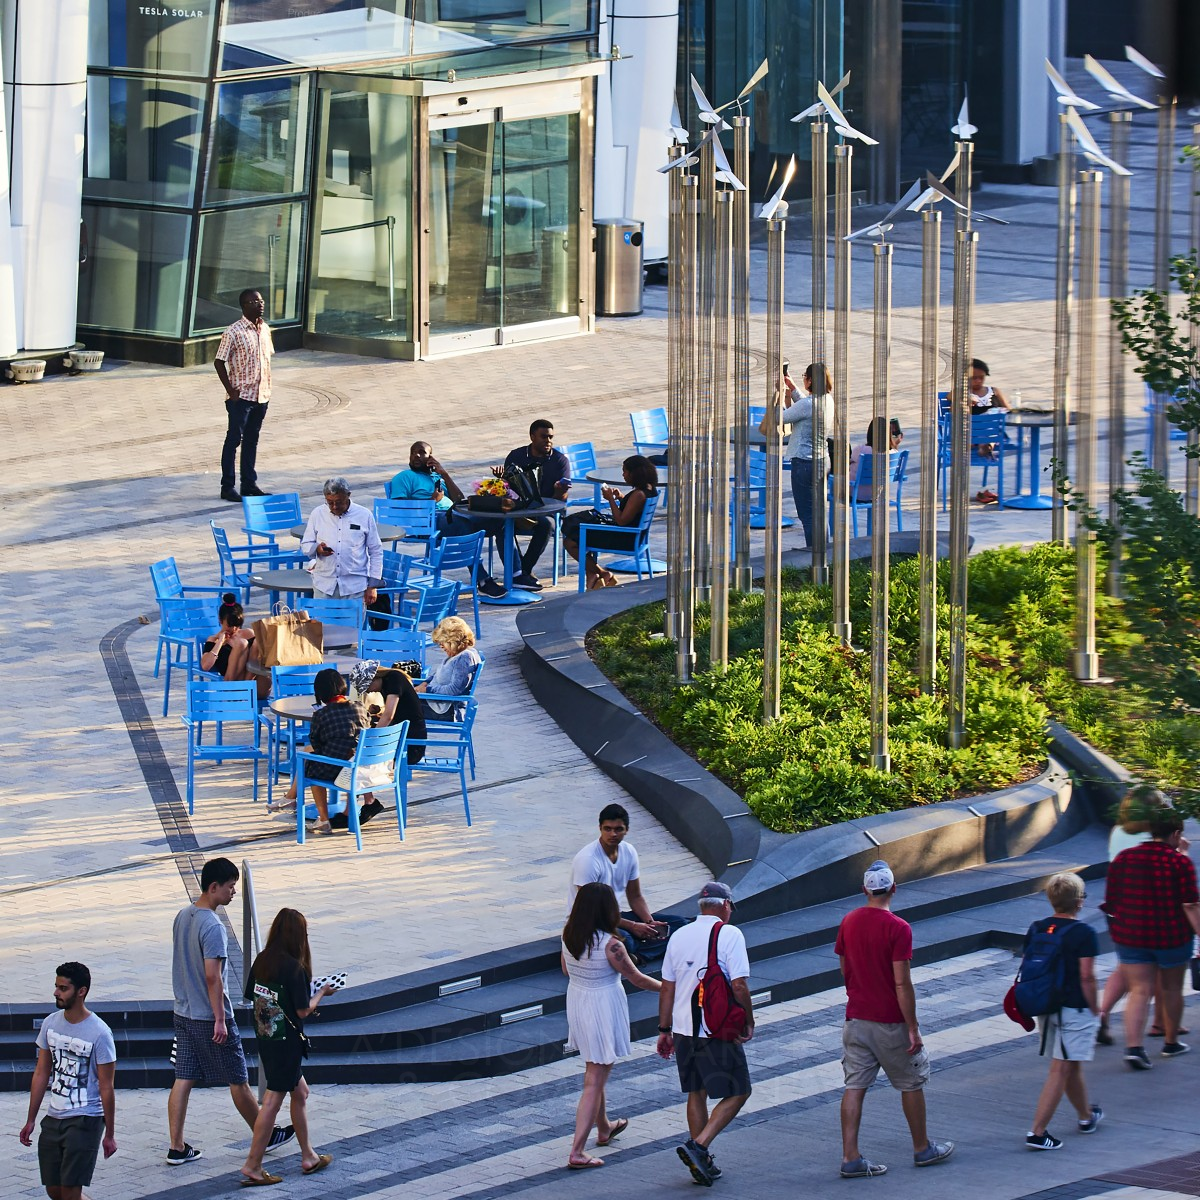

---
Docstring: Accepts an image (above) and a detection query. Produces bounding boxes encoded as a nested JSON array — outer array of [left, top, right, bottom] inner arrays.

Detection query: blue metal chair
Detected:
[[295, 721, 410, 851], [630, 407, 669, 457], [968, 412, 1009, 505], [413, 531, 486, 638], [748, 449, 795, 529], [268, 664, 325, 780], [242, 493, 303, 547], [843, 449, 909, 536], [373, 497, 438, 551], [358, 628, 428, 670], [210, 521, 303, 603], [181, 680, 274, 815], [403, 701, 476, 826], [576, 493, 661, 591], [149, 558, 226, 677], [564, 442, 602, 508], [422, 656, 485, 777], [303, 596, 364, 629], [159, 597, 220, 716]]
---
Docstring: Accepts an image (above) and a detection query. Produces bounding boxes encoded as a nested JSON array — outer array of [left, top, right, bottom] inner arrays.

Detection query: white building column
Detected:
[[3, 0, 88, 351], [594, 1, 679, 261], [0, 20, 18, 356]]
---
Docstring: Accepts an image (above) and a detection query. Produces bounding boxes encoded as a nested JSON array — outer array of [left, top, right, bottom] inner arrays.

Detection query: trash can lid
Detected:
[[594, 217, 642, 227]]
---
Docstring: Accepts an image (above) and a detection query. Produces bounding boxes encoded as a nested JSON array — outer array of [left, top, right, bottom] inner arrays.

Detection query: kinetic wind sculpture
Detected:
[[1191, 122, 1200, 519]]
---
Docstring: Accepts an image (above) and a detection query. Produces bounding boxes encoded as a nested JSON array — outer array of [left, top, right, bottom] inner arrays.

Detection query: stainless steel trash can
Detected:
[[541, 225, 574, 314], [595, 218, 643, 316]]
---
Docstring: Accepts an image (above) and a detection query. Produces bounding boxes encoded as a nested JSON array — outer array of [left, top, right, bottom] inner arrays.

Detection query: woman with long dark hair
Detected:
[[561, 455, 659, 590], [240, 908, 336, 1185], [561, 882, 661, 1169]]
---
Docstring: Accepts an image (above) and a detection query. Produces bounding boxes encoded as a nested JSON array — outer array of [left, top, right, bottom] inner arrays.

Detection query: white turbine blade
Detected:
[[1084, 54, 1157, 110], [923, 172, 970, 211], [1045, 59, 1102, 110], [816, 81, 851, 129], [829, 71, 851, 97], [657, 153, 699, 174], [833, 121, 880, 146], [950, 94, 977, 139], [906, 187, 941, 213], [845, 221, 891, 243], [716, 58, 769, 112], [669, 97, 689, 142], [691, 74, 726, 126], [790, 100, 825, 123], [878, 180, 923, 224], [939, 146, 962, 183], [757, 155, 797, 220], [712, 136, 746, 190], [1066, 109, 1134, 175], [1125, 45, 1165, 79]]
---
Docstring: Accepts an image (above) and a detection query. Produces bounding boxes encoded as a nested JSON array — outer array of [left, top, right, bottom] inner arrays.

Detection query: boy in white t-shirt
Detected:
[[20, 962, 117, 1200]]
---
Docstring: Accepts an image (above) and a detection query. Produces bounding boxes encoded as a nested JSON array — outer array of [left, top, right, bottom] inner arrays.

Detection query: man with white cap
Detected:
[[656, 881, 753, 1187], [834, 859, 953, 1178]]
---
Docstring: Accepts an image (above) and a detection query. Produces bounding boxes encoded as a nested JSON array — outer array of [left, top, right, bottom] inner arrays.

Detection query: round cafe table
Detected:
[[270, 695, 320, 723], [1002, 408, 1077, 510], [453, 499, 567, 605]]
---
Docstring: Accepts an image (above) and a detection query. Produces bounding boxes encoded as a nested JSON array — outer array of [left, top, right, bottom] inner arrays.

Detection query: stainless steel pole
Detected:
[[763, 213, 787, 723], [947, 228, 977, 749], [870, 241, 893, 772], [918, 209, 942, 692], [676, 176, 699, 683], [665, 145, 684, 639], [1074, 170, 1103, 682], [1107, 111, 1131, 593], [1053, 113, 1076, 546], [732, 116, 754, 590], [694, 138, 716, 603], [832, 144, 853, 644], [387, 215, 397, 322], [1188, 122, 1200, 517], [1152, 97, 1177, 479], [710, 191, 734, 670], [809, 120, 830, 582]]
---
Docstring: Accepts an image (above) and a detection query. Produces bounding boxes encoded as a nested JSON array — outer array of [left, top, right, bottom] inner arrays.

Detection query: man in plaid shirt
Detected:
[[214, 288, 273, 503], [1103, 808, 1200, 1069]]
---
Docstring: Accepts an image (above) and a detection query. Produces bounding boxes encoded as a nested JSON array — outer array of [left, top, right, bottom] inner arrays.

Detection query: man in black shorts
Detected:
[[656, 882, 754, 1187], [166, 858, 294, 1165]]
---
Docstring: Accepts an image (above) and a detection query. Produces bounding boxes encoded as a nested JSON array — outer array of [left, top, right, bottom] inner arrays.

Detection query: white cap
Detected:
[[863, 860, 895, 893]]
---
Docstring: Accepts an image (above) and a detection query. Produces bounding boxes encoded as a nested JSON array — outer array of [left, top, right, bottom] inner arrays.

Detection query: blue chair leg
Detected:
[[296, 763, 307, 845], [460, 764, 472, 826], [347, 781, 363, 853], [186, 735, 196, 816], [154, 636, 164, 679]]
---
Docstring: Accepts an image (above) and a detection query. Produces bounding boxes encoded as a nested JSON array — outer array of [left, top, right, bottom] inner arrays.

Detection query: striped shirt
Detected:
[[216, 316, 273, 403], [1105, 841, 1199, 948]]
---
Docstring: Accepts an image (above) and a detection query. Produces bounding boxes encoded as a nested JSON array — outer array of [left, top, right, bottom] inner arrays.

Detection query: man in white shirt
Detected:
[[657, 881, 754, 1187], [301, 477, 382, 605], [568, 804, 668, 950]]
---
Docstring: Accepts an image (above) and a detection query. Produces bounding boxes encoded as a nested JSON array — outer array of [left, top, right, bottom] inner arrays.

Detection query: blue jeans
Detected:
[[789, 456, 816, 548], [221, 398, 268, 491]]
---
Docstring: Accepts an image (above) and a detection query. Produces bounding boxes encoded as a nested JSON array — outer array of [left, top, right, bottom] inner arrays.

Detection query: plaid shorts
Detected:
[[172, 1014, 248, 1085]]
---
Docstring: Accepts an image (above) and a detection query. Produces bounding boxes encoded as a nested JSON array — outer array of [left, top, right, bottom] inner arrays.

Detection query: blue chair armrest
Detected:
[[177, 584, 230, 596], [295, 750, 351, 770]]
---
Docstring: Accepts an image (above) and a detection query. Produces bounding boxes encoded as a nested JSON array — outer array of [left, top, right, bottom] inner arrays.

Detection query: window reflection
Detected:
[[88, 0, 217, 76], [204, 77, 311, 204], [192, 203, 306, 333]]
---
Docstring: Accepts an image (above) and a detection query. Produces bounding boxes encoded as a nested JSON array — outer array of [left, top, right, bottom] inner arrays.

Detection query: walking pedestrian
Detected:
[[19, 962, 117, 1200], [241, 908, 336, 1185], [214, 288, 273, 503], [561, 882, 662, 1169], [835, 860, 953, 1178], [1024, 873, 1103, 1149], [166, 858, 294, 1165], [657, 881, 754, 1187]]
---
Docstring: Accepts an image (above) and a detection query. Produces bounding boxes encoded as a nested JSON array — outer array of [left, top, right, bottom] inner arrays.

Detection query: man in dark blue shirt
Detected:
[[497, 419, 571, 590]]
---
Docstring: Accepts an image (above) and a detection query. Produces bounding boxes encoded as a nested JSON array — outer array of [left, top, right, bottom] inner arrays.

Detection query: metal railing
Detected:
[[320, 215, 398, 322], [241, 858, 263, 990]]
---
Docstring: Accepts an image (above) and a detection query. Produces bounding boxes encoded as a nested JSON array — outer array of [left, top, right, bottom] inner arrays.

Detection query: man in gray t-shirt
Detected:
[[166, 858, 293, 1166], [20, 961, 117, 1198]]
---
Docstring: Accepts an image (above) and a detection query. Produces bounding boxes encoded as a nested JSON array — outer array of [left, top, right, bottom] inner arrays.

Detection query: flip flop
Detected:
[[302, 1154, 333, 1176], [597, 1118, 629, 1146], [240, 1172, 283, 1186], [567, 1157, 605, 1169]]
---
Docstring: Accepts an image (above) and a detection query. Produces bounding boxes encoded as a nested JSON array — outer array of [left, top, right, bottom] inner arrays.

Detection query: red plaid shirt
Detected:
[[1105, 841, 1199, 948]]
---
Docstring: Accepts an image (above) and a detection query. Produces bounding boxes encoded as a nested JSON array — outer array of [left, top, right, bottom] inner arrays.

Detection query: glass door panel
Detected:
[[309, 89, 412, 345]]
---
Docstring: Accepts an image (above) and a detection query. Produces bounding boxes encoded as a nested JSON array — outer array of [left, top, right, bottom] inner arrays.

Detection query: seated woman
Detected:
[[561, 455, 659, 590], [200, 594, 268, 698], [351, 667, 428, 827], [847, 418, 904, 503], [415, 616, 482, 720], [969, 357, 1010, 467]]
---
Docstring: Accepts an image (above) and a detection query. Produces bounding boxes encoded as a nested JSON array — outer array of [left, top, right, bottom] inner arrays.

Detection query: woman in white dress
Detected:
[[562, 882, 662, 1169]]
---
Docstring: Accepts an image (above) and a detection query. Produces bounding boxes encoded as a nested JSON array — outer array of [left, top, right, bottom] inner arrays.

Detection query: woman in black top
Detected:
[[241, 907, 336, 1184], [353, 667, 428, 827], [562, 455, 659, 590], [200, 593, 259, 683]]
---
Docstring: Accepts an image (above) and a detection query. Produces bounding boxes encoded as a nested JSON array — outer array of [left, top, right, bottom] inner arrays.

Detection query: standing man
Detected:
[[167, 858, 293, 1165], [19, 962, 116, 1200], [835, 860, 953, 1178], [496, 419, 571, 591], [300, 477, 382, 606], [214, 288, 273, 503], [657, 881, 753, 1187]]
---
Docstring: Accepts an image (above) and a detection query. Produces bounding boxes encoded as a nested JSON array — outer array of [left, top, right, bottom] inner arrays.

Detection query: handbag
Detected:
[[251, 607, 324, 667], [502, 465, 542, 509]]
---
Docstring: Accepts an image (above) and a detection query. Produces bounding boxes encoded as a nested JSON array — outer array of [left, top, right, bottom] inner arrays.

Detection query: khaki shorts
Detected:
[[1038, 1008, 1099, 1061], [842, 1019, 930, 1092]]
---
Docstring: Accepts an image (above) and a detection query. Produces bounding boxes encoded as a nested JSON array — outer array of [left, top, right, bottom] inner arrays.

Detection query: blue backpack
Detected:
[[1013, 920, 1069, 1017]]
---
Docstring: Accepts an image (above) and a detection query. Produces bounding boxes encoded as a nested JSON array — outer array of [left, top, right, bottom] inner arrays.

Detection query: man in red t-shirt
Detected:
[[833, 860, 954, 1178]]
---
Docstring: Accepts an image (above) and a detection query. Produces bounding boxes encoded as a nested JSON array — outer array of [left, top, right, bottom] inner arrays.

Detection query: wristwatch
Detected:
[[658, 1025, 673, 1034]]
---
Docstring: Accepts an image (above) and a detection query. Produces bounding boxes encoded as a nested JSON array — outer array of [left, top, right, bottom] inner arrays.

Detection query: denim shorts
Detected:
[[1114, 940, 1193, 969]]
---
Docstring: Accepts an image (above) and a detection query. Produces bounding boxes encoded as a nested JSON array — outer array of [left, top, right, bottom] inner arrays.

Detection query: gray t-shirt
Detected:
[[36, 1010, 116, 1119], [172, 903, 234, 1021]]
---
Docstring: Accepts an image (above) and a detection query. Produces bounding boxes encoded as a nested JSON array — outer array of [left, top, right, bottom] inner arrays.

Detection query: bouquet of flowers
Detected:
[[475, 477, 514, 498], [469, 476, 517, 511]]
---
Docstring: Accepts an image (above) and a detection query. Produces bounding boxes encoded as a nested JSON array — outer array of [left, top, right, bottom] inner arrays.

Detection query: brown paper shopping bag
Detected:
[[252, 610, 324, 667]]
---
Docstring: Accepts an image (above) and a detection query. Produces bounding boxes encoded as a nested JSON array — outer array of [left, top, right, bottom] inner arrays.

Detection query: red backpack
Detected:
[[695, 922, 747, 1041]]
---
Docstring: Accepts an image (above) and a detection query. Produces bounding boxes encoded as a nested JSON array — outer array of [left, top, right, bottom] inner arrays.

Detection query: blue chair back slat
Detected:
[[182, 679, 271, 814], [303, 596, 364, 628], [151, 558, 184, 599], [429, 531, 485, 575], [356, 723, 407, 769], [271, 664, 324, 697], [412, 579, 461, 628], [374, 497, 438, 541], [243, 493, 302, 537], [358, 628, 427, 664], [630, 407, 669, 453]]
